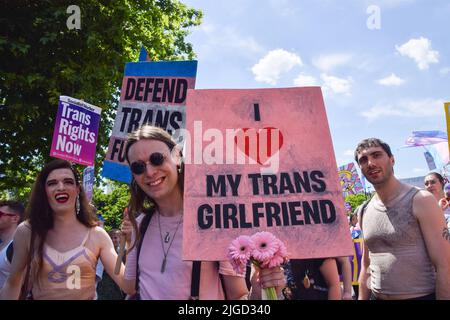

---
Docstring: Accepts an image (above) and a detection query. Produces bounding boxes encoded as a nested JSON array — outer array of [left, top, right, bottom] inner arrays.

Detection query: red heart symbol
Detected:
[[234, 127, 284, 165]]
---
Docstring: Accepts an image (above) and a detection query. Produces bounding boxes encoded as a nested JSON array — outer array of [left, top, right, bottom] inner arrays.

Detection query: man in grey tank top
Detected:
[[354, 138, 450, 300]]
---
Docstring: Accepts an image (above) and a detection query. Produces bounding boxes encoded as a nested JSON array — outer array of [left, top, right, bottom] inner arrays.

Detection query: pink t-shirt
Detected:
[[125, 213, 242, 300]]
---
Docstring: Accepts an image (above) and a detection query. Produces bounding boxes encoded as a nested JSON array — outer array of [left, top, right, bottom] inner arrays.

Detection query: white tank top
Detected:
[[0, 240, 13, 289]]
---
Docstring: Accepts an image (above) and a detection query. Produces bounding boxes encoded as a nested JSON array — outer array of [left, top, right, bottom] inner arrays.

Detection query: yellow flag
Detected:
[[445, 102, 450, 159]]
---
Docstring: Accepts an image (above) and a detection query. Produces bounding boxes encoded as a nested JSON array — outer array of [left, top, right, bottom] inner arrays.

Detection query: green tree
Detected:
[[0, 169, 35, 205], [0, 0, 202, 191], [345, 193, 367, 213], [0, 184, 32, 206], [92, 180, 130, 231]]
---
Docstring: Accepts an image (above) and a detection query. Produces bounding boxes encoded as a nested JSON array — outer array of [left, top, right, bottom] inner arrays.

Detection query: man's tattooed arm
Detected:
[[442, 227, 450, 242]]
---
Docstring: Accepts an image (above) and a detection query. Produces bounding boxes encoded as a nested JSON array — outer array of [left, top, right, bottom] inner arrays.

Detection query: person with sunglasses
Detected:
[[120, 125, 286, 300], [0, 159, 127, 300], [0, 200, 25, 290], [424, 172, 450, 231]]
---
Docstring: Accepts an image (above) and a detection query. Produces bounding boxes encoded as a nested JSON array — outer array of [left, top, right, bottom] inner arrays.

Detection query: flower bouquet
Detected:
[[227, 231, 288, 300]]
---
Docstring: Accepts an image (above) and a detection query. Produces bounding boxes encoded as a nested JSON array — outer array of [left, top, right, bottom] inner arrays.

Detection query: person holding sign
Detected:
[[120, 125, 285, 299], [0, 159, 126, 300], [355, 138, 450, 300]]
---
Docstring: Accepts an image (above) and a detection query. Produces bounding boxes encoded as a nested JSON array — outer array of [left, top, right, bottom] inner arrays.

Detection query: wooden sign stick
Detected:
[[114, 208, 128, 274]]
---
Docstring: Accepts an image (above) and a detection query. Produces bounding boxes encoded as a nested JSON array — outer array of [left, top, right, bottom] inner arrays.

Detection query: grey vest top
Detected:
[[362, 186, 436, 295]]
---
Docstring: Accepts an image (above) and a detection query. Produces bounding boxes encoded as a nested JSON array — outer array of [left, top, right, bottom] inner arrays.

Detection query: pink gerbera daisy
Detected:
[[227, 235, 253, 273], [250, 231, 279, 263], [228, 235, 253, 261], [261, 239, 289, 268]]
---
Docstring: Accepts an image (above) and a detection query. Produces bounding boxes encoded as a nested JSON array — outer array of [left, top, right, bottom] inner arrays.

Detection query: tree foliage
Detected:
[[0, 184, 32, 206], [345, 193, 368, 214], [92, 180, 130, 231], [0, 0, 202, 192]]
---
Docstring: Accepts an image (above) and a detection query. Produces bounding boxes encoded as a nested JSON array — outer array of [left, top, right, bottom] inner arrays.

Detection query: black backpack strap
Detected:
[[357, 195, 373, 232], [190, 261, 202, 300], [135, 211, 153, 299], [19, 230, 35, 300], [6, 241, 14, 263], [245, 262, 252, 291]]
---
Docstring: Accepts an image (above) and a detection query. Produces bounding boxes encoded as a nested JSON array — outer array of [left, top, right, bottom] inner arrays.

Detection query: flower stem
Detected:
[[262, 287, 278, 300]]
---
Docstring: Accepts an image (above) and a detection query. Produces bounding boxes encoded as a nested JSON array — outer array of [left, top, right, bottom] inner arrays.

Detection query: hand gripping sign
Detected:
[[182, 87, 353, 261], [114, 207, 129, 275]]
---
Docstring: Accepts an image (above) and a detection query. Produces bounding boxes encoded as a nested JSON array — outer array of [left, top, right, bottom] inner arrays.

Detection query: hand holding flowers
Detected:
[[228, 231, 288, 300]]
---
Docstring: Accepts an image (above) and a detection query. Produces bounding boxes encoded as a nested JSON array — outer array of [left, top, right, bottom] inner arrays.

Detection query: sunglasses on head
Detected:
[[130, 152, 166, 175], [0, 210, 17, 218]]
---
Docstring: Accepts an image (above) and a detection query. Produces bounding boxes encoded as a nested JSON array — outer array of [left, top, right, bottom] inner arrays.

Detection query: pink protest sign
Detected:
[[182, 87, 353, 261], [50, 96, 101, 166]]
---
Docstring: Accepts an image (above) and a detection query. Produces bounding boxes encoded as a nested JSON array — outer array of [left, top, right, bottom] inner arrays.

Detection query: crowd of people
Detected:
[[0, 126, 449, 300]]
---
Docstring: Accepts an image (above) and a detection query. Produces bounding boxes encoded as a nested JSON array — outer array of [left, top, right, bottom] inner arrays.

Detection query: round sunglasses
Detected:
[[130, 152, 166, 175]]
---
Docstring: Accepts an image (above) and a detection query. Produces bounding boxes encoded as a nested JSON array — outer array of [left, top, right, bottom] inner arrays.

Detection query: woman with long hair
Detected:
[[120, 125, 285, 299], [424, 172, 450, 230], [424, 172, 446, 202], [0, 159, 125, 299]]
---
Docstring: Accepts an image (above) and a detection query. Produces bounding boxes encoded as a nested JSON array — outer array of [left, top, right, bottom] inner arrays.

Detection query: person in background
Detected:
[[0, 200, 25, 289], [336, 256, 353, 300], [347, 210, 363, 298], [424, 172, 450, 231], [94, 213, 105, 299], [424, 172, 446, 201], [108, 229, 121, 254], [96, 229, 126, 300], [349, 212, 362, 239]]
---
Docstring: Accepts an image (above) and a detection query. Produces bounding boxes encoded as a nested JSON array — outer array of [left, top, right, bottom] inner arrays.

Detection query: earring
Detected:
[[76, 195, 80, 215], [303, 271, 311, 289]]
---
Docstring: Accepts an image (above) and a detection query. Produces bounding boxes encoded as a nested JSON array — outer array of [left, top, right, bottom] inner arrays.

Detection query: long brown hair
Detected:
[[25, 159, 97, 276], [124, 125, 184, 250]]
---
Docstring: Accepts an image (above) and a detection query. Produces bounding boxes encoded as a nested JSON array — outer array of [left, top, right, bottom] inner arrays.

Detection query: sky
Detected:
[[181, 0, 450, 182]]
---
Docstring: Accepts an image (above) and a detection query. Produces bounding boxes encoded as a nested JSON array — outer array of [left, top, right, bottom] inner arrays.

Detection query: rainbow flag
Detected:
[[338, 162, 364, 197]]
